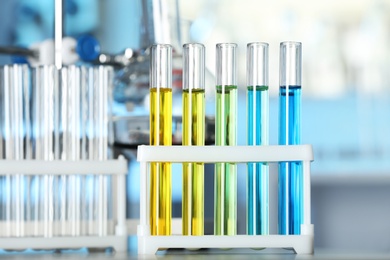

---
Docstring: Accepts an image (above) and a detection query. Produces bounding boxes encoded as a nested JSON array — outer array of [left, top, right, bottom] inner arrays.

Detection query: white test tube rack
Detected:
[[137, 145, 314, 255], [0, 156, 128, 252]]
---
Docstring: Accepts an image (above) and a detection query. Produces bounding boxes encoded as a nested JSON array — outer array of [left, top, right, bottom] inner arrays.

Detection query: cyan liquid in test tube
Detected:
[[278, 41, 302, 235], [246, 42, 269, 235], [149, 44, 172, 236], [214, 43, 237, 235], [182, 43, 205, 236]]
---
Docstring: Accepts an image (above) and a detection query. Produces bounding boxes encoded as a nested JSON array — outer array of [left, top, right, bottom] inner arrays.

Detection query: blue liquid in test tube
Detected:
[[246, 42, 269, 235], [278, 42, 302, 235]]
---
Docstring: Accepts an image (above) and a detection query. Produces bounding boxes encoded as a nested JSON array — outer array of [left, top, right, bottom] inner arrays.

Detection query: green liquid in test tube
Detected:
[[214, 43, 237, 235]]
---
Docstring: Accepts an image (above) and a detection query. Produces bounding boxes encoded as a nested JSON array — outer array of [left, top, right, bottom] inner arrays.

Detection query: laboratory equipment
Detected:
[[149, 44, 173, 236], [0, 36, 100, 66], [32, 65, 59, 237], [0, 64, 127, 252], [136, 145, 314, 254], [278, 41, 303, 235], [0, 64, 30, 238], [182, 43, 205, 236], [246, 42, 269, 235], [214, 43, 238, 236], [113, 0, 182, 107]]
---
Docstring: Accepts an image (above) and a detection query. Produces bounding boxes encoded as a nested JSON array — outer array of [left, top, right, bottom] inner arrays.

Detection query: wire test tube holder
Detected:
[[137, 145, 314, 255], [0, 156, 128, 252]]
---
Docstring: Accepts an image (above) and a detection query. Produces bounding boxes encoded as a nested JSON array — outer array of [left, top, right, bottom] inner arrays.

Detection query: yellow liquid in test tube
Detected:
[[150, 87, 172, 236], [182, 88, 205, 235]]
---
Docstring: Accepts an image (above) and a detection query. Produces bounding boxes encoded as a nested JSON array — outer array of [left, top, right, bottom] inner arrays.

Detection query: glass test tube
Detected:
[[32, 65, 58, 237], [182, 43, 205, 236], [214, 43, 238, 235], [10, 65, 25, 238], [246, 43, 269, 235], [1, 65, 30, 237], [64, 66, 82, 237], [149, 44, 173, 235], [85, 66, 97, 236], [59, 67, 69, 236], [94, 66, 112, 237], [60, 65, 113, 237], [83, 65, 113, 236], [278, 41, 302, 235]]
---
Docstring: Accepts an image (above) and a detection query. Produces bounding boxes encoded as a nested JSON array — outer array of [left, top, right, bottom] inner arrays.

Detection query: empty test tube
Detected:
[[66, 66, 82, 236], [2, 65, 29, 237], [32, 65, 58, 237], [83, 66, 113, 236], [96, 66, 113, 237], [214, 43, 238, 235], [149, 44, 173, 236], [182, 43, 205, 236], [278, 41, 303, 235], [0, 64, 113, 238], [246, 42, 269, 235]]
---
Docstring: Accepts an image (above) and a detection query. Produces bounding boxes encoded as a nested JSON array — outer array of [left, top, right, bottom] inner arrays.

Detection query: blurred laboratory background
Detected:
[[1, 0, 390, 254]]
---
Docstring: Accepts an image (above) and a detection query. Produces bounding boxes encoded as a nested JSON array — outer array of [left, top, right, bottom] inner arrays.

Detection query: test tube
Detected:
[[32, 65, 58, 237], [214, 43, 238, 235], [3, 65, 27, 237], [3, 65, 13, 237], [59, 67, 69, 236], [31, 66, 41, 236], [78, 66, 86, 236], [83, 66, 113, 236], [79, 66, 90, 236], [149, 44, 173, 236], [96, 65, 113, 237], [65, 66, 81, 236], [278, 41, 302, 235], [16, 65, 31, 238], [246, 42, 269, 235], [182, 43, 205, 236], [45, 65, 57, 238]]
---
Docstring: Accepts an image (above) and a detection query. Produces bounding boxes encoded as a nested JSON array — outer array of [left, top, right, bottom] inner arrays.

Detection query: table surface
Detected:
[[2, 250, 390, 260], [0, 236, 388, 260], [2, 246, 390, 260]]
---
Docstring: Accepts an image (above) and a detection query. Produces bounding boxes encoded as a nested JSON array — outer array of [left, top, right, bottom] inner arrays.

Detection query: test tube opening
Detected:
[[279, 41, 302, 87]]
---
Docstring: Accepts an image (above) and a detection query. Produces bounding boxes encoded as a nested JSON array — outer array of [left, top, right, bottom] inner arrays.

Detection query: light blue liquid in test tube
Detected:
[[246, 42, 269, 235], [278, 42, 302, 235]]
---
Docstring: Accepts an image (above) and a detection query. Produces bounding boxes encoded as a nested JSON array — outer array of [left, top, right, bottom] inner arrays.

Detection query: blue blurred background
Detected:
[[1, 0, 390, 253]]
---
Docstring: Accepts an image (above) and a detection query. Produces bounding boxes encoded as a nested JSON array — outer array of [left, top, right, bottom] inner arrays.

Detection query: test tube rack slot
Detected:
[[0, 156, 128, 252], [137, 145, 314, 255]]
